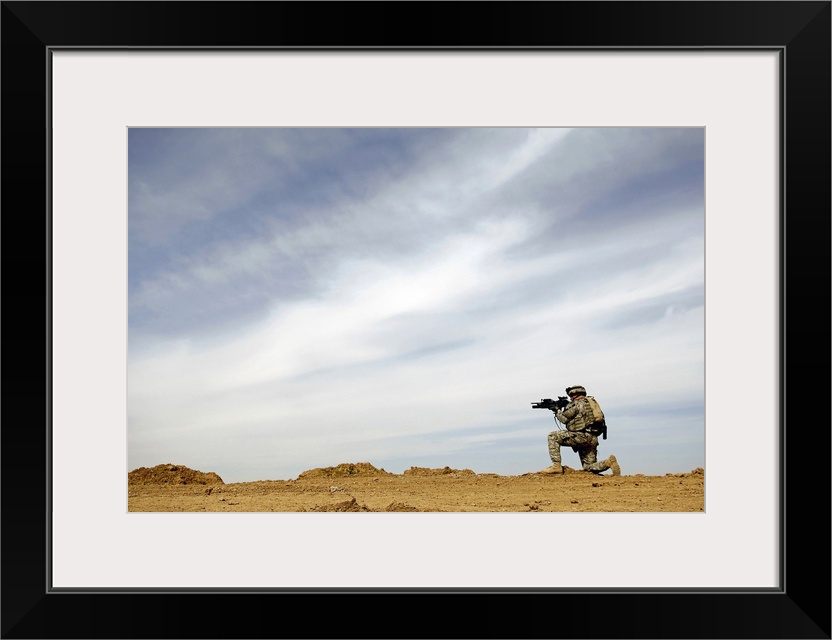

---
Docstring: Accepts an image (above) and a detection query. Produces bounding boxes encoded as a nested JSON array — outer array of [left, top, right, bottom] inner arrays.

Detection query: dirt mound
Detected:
[[308, 497, 371, 512], [667, 468, 705, 478], [383, 501, 420, 512], [403, 466, 476, 476], [297, 462, 392, 479], [128, 464, 224, 486]]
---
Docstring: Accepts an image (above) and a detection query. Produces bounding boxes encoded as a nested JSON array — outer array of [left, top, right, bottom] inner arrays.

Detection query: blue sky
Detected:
[[128, 127, 704, 483]]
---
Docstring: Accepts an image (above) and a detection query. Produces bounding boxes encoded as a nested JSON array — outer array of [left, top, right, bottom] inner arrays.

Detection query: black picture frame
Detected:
[[2, 2, 829, 638]]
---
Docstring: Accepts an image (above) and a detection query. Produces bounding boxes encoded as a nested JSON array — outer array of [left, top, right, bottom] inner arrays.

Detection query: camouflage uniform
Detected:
[[548, 393, 615, 474]]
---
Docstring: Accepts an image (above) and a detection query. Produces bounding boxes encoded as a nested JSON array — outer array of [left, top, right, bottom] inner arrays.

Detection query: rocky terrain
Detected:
[[128, 462, 704, 512]]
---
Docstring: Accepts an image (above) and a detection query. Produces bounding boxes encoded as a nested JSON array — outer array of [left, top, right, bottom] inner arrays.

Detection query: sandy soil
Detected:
[[128, 462, 704, 512]]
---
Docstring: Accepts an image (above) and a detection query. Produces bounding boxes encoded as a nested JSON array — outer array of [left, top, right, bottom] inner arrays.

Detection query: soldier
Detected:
[[540, 385, 620, 475]]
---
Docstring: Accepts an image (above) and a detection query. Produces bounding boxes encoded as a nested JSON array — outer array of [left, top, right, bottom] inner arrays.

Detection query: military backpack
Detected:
[[584, 396, 608, 440]]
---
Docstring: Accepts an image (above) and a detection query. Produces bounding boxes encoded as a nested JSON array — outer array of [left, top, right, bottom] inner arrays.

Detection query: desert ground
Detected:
[[128, 462, 704, 512]]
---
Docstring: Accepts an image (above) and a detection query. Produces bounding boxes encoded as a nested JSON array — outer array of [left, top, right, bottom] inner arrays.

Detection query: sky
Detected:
[[127, 127, 705, 483]]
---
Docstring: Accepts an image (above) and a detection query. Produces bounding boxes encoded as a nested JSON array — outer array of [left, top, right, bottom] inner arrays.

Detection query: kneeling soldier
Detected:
[[541, 385, 620, 475]]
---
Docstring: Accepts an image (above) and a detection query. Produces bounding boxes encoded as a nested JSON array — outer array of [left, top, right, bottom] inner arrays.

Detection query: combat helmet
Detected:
[[565, 385, 587, 397]]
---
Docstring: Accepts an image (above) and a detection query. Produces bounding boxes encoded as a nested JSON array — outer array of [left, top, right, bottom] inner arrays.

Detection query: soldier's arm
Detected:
[[560, 402, 580, 421], [554, 402, 576, 425]]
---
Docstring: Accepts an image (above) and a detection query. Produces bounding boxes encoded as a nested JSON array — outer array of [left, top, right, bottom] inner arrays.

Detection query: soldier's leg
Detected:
[[541, 431, 572, 473], [546, 431, 594, 473], [572, 435, 608, 473], [578, 445, 608, 473], [547, 431, 564, 465], [577, 439, 620, 475]]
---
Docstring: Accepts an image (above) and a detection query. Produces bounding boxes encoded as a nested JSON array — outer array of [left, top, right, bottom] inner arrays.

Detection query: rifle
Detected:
[[531, 396, 569, 411]]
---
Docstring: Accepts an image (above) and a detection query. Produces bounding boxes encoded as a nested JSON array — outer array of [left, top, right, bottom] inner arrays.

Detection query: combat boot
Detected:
[[606, 455, 621, 476], [540, 462, 563, 474]]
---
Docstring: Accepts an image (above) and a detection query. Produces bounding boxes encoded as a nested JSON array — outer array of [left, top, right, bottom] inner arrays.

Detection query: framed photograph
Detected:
[[2, 2, 829, 638]]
